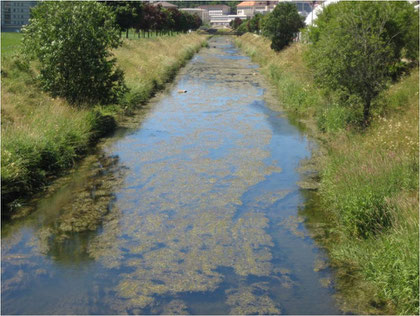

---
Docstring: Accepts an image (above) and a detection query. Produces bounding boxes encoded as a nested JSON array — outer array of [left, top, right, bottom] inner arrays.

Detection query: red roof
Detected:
[[237, 1, 257, 7]]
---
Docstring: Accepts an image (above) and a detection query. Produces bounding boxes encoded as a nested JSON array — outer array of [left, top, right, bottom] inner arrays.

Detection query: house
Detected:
[[1, 1, 37, 32], [236, 1, 277, 17], [151, 1, 178, 9], [236, 1, 255, 17], [179, 8, 210, 23], [197, 4, 231, 16]]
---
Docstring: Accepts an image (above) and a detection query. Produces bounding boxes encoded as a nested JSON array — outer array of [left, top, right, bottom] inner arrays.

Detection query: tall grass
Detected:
[[1, 33, 207, 213], [236, 34, 365, 134], [236, 33, 419, 314], [116, 33, 208, 111]]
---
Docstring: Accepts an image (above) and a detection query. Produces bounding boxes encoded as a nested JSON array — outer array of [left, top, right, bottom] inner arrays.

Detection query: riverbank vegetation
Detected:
[[235, 2, 419, 314], [109, 1, 202, 39], [1, 5, 207, 214]]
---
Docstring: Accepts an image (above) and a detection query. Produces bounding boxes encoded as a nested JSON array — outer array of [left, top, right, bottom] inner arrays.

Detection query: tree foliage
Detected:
[[236, 20, 249, 35], [107, 1, 202, 37], [305, 1, 419, 125], [262, 2, 304, 51], [230, 17, 243, 30], [22, 1, 126, 105], [247, 13, 264, 34]]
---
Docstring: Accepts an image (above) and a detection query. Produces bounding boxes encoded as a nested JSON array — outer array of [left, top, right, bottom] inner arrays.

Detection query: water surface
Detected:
[[2, 37, 340, 315]]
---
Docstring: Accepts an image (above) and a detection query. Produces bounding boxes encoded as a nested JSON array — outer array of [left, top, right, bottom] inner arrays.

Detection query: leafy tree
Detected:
[[230, 17, 243, 30], [141, 3, 159, 37], [168, 7, 185, 34], [306, 1, 419, 125], [106, 1, 138, 38], [236, 20, 249, 35], [247, 13, 263, 34], [263, 2, 304, 51], [190, 13, 202, 30], [22, 1, 126, 105], [130, 2, 145, 38]]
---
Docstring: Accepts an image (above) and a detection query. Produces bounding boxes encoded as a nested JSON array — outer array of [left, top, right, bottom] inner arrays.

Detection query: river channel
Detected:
[[2, 37, 340, 314]]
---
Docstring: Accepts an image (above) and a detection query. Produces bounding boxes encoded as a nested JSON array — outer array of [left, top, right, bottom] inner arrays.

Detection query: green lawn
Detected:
[[1, 32, 23, 57]]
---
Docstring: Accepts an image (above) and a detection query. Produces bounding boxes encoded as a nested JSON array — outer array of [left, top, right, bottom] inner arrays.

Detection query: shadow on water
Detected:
[[2, 36, 342, 315]]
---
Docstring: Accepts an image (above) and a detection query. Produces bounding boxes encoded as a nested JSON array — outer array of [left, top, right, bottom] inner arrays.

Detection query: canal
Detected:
[[1, 36, 340, 314]]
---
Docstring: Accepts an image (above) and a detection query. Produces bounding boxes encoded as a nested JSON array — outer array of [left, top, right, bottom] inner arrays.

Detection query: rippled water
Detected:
[[1, 37, 340, 314]]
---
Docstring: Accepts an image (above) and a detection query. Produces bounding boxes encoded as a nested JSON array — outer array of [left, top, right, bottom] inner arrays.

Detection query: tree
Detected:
[[236, 20, 249, 35], [263, 2, 304, 51], [22, 2, 127, 105], [230, 17, 243, 30], [130, 2, 145, 38], [105, 1, 138, 38], [247, 13, 263, 34], [305, 1, 419, 125]]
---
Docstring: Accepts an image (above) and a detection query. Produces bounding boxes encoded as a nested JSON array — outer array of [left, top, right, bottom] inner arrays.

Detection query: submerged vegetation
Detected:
[[1, 32, 207, 214], [236, 28, 418, 314]]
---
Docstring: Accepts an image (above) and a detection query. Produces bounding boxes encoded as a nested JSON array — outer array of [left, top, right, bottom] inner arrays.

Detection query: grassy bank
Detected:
[[1, 33, 207, 214], [236, 33, 419, 314]]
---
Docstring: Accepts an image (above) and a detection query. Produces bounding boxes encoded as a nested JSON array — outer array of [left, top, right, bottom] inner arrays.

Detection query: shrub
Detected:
[[305, 1, 419, 125], [262, 2, 304, 51], [22, 1, 127, 105]]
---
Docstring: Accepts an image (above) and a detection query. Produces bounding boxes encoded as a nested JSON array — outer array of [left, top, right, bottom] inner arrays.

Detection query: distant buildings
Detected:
[[180, 8, 210, 23], [237, 1, 312, 18], [1, 1, 37, 32], [202, 1, 314, 27], [210, 15, 248, 27], [197, 4, 231, 16], [237, 1, 277, 17]]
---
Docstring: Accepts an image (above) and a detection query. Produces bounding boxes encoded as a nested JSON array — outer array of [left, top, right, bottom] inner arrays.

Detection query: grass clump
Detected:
[[236, 33, 419, 314], [1, 32, 207, 214]]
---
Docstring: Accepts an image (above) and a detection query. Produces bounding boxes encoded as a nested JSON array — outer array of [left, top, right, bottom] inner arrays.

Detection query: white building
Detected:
[[236, 1, 277, 17], [210, 14, 247, 26], [197, 4, 231, 16], [236, 1, 313, 19], [180, 8, 210, 23]]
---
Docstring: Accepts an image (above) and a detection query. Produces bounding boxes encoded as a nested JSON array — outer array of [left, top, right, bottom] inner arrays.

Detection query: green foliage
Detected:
[[230, 17, 243, 30], [236, 21, 249, 35], [22, 1, 127, 105], [247, 13, 264, 34], [262, 2, 304, 51], [106, 2, 202, 38], [305, 1, 419, 125], [236, 33, 419, 314]]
